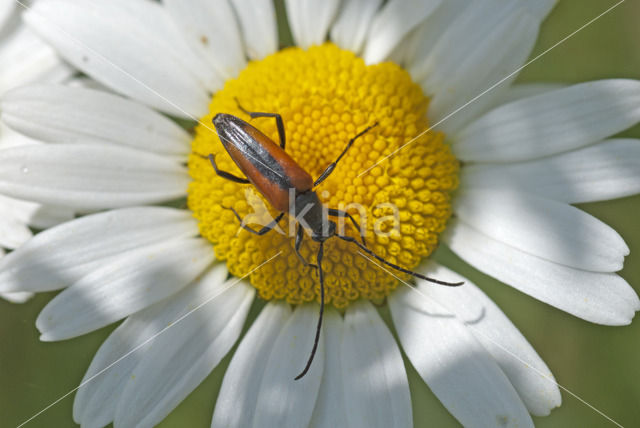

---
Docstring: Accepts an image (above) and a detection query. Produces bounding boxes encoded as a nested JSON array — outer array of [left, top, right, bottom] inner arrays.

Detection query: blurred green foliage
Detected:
[[1, 0, 639, 427]]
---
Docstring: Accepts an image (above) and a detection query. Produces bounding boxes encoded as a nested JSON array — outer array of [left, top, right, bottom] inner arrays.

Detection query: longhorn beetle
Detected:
[[208, 101, 463, 380]]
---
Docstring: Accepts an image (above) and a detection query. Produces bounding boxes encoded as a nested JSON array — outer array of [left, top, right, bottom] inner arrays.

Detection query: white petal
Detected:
[[28, 206, 74, 228], [211, 302, 292, 428], [309, 309, 348, 428], [363, 0, 441, 65], [455, 190, 628, 272], [0, 218, 31, 249], [431, 81, 563, 123], [164, 0, 246, 80], [461, 139, 640, 204], [0, 0, 15, 30], [3, 200, 74, 230], [229, 0, 277, 60], [415, 262, 561, 416], [37, 237, 214, 340], [286, 0, 341, 49], [0, 249, 33, 302], [0, 144, 189, 211], [385, 36, 411, 67], [114, 278, 254, 428], [2, 84, 191, 156], [526, 0, 558, 20], [0, 206, 199, 294], [0, 24, 74, 96], [0, 196, 32, 248], [389, 287, 534, 428], [424, 2, 539, 134], [416, 0, 524, 88], [405, 0, 469, 81], [492, 83, 566, 106], [330, 0, 383, 54], [104, 0, 222, 92], [0, 191, 73, 231], [24, 0, 209, 118], [64, 75, 111, 92], [342, 300, 412, 428], [74, 316, 154, 428], [0, 120, 42, 148], [1, 290, 33, 303], [455, 80, 640, 162], [444, 220, 640, 325], [252, 304, 324, 428], [74, 264, 228, 428]]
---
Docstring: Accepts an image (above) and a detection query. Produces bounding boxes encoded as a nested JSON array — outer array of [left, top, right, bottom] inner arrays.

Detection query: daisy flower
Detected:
[[0, 0, 75, 303], [1, 1, 639, 427]]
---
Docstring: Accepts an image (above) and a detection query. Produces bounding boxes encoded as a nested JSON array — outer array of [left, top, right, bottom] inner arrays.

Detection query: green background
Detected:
[[2, 0, 639, 426]]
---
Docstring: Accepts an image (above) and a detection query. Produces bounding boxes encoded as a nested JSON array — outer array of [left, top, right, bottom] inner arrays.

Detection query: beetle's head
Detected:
[[311, 219, 336, 242]]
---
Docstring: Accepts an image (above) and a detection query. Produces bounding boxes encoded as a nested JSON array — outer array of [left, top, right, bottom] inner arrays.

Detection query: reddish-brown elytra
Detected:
[[213, 113, 313, 212], [209, 101, 464, 380]]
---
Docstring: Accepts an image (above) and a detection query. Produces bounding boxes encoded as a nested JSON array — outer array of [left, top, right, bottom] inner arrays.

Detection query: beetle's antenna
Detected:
[[336, 234, 464, 287], [314, 123, 378, 187], [294, 241, 325, 380]]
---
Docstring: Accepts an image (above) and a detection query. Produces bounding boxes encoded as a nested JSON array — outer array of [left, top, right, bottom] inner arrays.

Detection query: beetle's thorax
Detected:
[[293, 190, 336, 241]]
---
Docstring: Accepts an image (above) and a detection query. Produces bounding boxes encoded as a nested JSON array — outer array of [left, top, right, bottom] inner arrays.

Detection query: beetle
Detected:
[[208, 101, 463, 380]]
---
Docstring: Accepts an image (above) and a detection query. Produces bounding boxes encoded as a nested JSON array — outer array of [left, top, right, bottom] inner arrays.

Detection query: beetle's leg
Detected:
[[235, 98, 286, 150], [327, 208, 366, 246], [313, 122, 378, 187], [209, 154, 250, 184], [336, 233, 464, 287], [295, 240, 324, 380], [230, 209, 285, 235], [294, 223, 318, 270]]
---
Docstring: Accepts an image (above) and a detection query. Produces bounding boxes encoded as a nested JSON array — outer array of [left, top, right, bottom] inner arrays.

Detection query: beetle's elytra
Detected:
[[213, 113, 313, 212], [209, 102, 463, 380]]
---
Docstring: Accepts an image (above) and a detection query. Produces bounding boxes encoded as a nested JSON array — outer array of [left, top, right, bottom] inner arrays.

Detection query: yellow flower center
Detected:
[[188, 43, 458, 309]]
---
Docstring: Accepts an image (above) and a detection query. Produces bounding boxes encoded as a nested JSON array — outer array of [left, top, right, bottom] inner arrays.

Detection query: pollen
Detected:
[[188, 43, 458, 309]]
